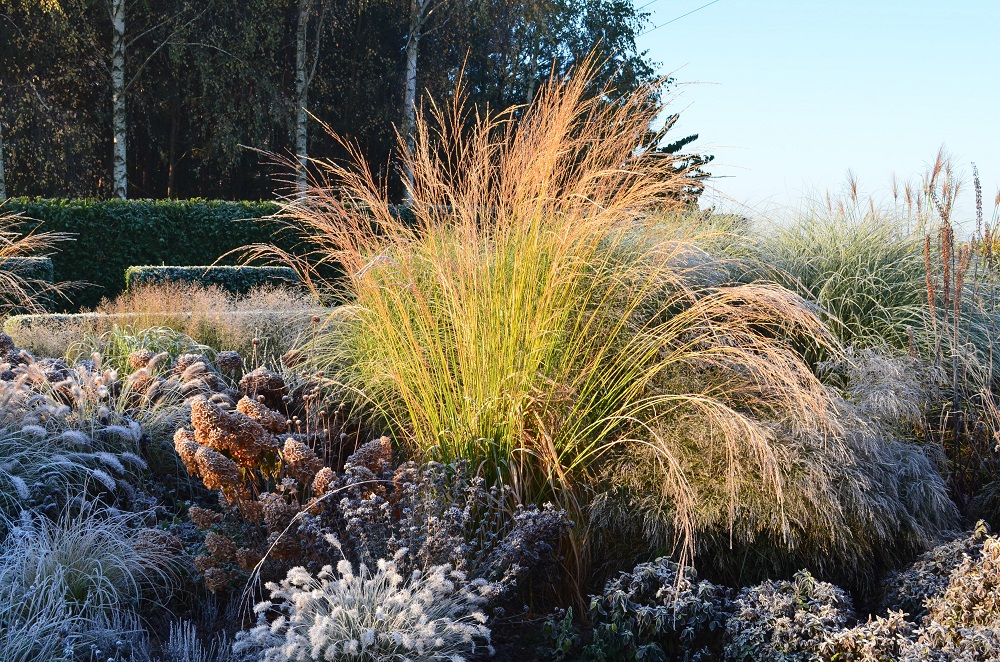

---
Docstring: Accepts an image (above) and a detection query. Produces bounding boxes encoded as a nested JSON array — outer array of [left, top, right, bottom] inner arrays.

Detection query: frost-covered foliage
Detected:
[[817, 345, 943, 430], [161, 620, 239, 662], [819, 525, 1000, 661], [819, 611, 918, 661], [0, 348, 155, 526], [723, 570, 854, 662], [919, 535, 1000, 652], [234, 558, 493, 661], [584, 556, 729, 661], [546, 530, 1000, 661], [0, 507, 177, 661], [334, 458, 572, 601], [881, 522, 988, 620]]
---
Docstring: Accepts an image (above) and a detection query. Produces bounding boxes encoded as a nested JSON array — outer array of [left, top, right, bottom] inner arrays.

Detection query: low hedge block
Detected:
[[3, 308, 331, 360], [0, 257, 54, 283], [1, 198, 288, 309], [125, 265, 300, 294], [0, 198, 413, 310]]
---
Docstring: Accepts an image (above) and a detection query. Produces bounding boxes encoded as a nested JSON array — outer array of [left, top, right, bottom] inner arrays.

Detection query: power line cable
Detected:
[[639, 0, 723, 36], [635, 0, 667, 12]]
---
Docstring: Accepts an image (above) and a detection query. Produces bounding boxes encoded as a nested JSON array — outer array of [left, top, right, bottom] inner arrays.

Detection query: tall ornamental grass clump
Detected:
[[739, 159, 1000, 522], [737, 198, 929, 350], [253, 61, 955, 592], [0, 210, 73, 314], [739, 160, 1000, 377]]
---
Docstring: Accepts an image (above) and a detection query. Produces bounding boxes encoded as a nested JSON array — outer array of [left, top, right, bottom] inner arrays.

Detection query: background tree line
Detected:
[[0, 0, 708, 201]]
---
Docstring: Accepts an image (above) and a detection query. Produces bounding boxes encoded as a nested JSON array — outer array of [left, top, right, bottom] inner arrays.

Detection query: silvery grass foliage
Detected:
[[731, 200, 930, 351], [0, 506, 177, 661], [161, 620, 241, 662], [591, 344, 958, 592], [0, 356, 153, 525], [235, 558, 494, 661]]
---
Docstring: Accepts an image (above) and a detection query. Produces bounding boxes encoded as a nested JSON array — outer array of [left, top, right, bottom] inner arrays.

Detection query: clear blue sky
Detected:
[[636, 0, 1000, 220]]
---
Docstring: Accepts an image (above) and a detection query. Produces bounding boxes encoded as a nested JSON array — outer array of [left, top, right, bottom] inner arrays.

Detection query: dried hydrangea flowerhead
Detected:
[[173, 428, 201, 475], [215, 350, 244, 374], [189, 505, 224, 529], [346, 436, 392, 474], [312, 467, 337, 497], [203, 567, 229, 593], [238, 366, 287, 409], [193, 445, 241, 494], [205, 532, 238, 562], [175, 423, 244, 499], [127, 349, 156, 371], [282, 437, 324, 485], [236, 396, 287, 433], [265, 529, 304, 561], [236, 547, 262, 571], [258, 491, 300, 534], [190, 396, 279, 469], [194, 554, 220, 572], [0, 332, 15, 356]]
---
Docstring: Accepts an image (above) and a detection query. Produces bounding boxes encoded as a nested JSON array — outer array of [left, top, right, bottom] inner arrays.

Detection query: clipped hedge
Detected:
[[0, 198, 287, 309], [125, 265, 300, 294], [3, 308, 329, 359], [0, 257, 54, 283]]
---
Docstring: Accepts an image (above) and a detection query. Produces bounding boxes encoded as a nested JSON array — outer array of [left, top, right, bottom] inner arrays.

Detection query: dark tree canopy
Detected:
[[0, 0, 708, 201]]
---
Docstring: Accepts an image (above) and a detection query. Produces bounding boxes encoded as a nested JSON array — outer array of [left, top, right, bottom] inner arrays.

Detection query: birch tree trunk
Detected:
[[111, 0, 127, 199], [294, 0, 313, 193], [401, 0, 425, 205], [0, 116, 7, 200], [526, 36, 539, 105]]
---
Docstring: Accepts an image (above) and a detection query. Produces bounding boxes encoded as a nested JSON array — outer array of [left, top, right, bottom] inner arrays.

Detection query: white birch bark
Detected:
[[294, 0, 312, 193], [401, 0, 428, 205], [0, 116, 7, 200], [111, 0, 127, 199]]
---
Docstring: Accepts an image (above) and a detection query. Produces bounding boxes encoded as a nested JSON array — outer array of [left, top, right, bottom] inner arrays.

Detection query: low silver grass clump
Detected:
[[161, 620, 240, 662], [0, 507, 177, 661], [235, 557, 494, 661], [0, 580, 153, 662], [0, 363, 150, 524]]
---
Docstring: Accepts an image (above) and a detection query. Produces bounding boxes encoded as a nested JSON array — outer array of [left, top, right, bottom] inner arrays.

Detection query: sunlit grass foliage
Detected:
[[240, 57, 948, 600], [0, 210, 73, 314]]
